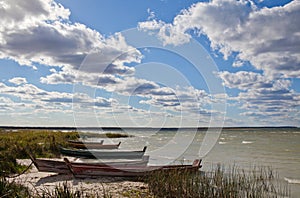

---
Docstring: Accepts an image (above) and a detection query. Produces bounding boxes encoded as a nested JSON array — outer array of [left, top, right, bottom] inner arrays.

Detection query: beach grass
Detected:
[[0, 177, 30, 197], [0, 129, 131, 177], [39, 182, 102, 198], [78, 132, 133, 139], [144, 164, 289, 198], [0, 129, 79, 176], [1, 165, 288, 197], [0, 129, 290, 197]]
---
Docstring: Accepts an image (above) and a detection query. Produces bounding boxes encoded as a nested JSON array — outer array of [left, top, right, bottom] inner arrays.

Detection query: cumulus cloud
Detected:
[[0, 96, 14, 111], [0, 81, 118, 113], [139, 0, 300, 78], [8, 77, 28, 85], [237, 86, 300, 125], [0, 0, 142, 74], [218, 70, 300, 124], [139, 0, 300, 125], [139, 86, 217, 117], [218, 71, 275, 90]]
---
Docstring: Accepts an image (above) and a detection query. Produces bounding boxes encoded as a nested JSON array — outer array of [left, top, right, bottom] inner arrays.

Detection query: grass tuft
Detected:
[[0, 129, 131, 176], [145, 164, 289, 198], [0, 177, 30, 197], [0, 130, 79, 176]]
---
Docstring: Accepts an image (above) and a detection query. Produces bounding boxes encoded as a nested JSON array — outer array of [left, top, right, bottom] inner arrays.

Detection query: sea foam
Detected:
[[242, 141, 253, 144], [284, 177, 300, 184]]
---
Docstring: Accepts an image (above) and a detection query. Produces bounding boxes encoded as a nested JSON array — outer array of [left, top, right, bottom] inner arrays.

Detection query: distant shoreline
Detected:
[[0, 126, 298, 131]]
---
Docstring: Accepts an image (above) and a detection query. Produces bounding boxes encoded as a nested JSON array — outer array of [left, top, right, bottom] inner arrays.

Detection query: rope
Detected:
[[7, 161, 33, 178]]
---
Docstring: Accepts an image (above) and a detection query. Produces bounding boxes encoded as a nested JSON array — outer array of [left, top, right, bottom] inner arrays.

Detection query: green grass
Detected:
[[0, 129, 132, 177], [0, 129, 79, 176], [0, 129, 290, 197]]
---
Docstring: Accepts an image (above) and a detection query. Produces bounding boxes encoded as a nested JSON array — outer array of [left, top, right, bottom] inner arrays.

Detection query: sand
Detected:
[[9, 159, 150, 197]]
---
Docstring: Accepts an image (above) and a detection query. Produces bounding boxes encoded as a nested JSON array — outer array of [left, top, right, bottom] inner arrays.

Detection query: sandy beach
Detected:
[[10, 159, 149, 197]]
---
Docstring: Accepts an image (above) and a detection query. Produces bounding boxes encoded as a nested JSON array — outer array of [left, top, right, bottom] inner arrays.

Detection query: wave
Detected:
[[218, 141, 227, 144], [242, 141, 253, 144], [284, 177, 300, 184]]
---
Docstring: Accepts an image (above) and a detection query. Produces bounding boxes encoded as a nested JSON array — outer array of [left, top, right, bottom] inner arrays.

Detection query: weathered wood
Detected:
[[64, 158, 202, 178], [68, 140, 110, 149], [29, 154, 150, 174], [60, 146, 147, 159]]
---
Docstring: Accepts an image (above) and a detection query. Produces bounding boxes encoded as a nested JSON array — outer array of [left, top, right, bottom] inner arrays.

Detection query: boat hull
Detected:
[[60, 146, 147, 159], [68, 140, 121, 149], [29, 155, 149, 174], [65, 158, 202, 178]]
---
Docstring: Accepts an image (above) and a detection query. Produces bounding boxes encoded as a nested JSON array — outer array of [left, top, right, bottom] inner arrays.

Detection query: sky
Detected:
[[0, 0, 299, 127]]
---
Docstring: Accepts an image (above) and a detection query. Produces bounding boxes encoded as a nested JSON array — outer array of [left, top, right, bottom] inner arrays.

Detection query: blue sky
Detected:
[[0, 0, 299, 127]]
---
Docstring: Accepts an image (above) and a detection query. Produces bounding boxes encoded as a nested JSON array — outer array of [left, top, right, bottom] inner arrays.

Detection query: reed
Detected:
[[145, 164, 289, 198], [0, 177, 30, 197], [39, 182, 100, 198], [0, 130, 79, 176], [0, 129, 132, 176]]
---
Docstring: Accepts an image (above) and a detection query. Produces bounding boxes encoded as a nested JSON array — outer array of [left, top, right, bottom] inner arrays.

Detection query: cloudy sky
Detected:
[[0, 0, 299, 127]]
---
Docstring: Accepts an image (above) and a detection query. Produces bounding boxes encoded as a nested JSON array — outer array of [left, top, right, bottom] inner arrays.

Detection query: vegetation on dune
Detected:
[[79, 132, 133, 139], [0, 129, 289, 197], [40, 182, 99, 198], [99, 132, 132, 138], [144, 164, 289, 198], [0, 180, 109, 198], [0, 161, 290, 198], [0, 129, 132, 177], [0, 177, 30, 197], [0, 129, 79, 176]]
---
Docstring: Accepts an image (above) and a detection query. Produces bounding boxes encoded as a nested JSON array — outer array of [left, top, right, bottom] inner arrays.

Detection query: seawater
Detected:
[[82, 128, 300, 197]]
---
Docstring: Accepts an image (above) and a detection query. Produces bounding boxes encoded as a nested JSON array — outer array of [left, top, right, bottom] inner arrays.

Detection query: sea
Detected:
[[79, 127, 300, 197]]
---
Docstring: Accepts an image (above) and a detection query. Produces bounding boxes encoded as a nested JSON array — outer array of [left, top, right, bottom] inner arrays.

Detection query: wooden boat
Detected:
[[68, 140, 104, 145], [68, 140, 121, 149], [60, 146, 147, 159], [64, 158, 202, 178], [29, 154, 70, 174], [29, 154, 150, 174], [68, 140, 104, 149]]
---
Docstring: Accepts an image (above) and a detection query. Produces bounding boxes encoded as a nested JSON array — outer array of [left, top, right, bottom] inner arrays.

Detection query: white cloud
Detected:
[[0, 96, 14, 111], [0, 80, 123, 121], [218, 71, 274, 90], [0, 0, 70, 32], [8, 77, 27, 85], [218, 71, 300, 125], [139, 86, 217, 118], [0, 0, 142, 73], [139, 0, 300, 78]]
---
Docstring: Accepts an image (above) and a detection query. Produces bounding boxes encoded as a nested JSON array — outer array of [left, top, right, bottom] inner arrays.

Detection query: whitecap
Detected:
[[242, 141, 253, 144], [284, 177, 300, 184], [218, 141, 227, 144]]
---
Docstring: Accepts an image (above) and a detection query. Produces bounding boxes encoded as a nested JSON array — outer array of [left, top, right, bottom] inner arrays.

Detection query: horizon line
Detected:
[[0, 126, 298, 130]]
